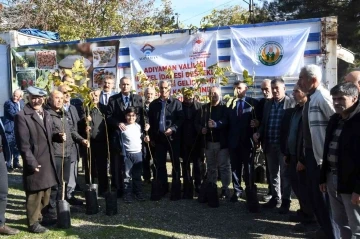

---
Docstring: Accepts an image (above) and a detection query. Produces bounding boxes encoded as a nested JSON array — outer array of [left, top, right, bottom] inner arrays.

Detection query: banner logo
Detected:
[[192, 36, 205, 53], [141, 43, 155, 56], [258, 41, 283, 66]]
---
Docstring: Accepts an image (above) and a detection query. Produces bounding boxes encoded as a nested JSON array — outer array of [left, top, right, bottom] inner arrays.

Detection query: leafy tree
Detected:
[[140, 0, 178, 34], [200, 5, 249, 28], [0, 0, 179, 40]]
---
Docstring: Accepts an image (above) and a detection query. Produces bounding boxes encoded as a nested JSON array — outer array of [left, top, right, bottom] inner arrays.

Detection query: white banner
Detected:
[[130, 32, 218, 95], [230, 27, 310, 76]]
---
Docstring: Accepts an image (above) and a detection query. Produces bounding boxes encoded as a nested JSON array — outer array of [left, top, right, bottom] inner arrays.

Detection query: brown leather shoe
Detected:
[[0, 225, 20, 235]]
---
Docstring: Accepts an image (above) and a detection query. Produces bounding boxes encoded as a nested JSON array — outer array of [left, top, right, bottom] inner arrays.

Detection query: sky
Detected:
[[154, 0, 262, 28]]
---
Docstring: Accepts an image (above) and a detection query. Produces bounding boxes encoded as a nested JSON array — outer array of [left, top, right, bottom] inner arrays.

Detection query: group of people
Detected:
[[0, 64, 359, 238]]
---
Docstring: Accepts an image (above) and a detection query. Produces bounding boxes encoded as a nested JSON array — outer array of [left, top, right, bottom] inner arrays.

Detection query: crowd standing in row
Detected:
[[0, 66, 359, 239]]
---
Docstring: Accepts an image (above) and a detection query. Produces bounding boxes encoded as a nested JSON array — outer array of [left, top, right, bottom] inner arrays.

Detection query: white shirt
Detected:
[[121, 123, 142, 153], [122, 94, 131, 108]]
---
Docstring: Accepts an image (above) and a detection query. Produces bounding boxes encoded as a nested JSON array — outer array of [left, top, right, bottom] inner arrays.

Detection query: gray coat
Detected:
[[15, 104, 59, 191]]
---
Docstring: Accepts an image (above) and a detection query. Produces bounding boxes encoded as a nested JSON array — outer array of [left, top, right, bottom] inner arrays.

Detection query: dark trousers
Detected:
[[142, 142, 155, 181], [50, 156, 71, 208], [181, 144, 201, 188], [264, 154, 272, 194], [154, 136, 181, 187], [6, 141, 20, 168], [305, 148, 339, 239], [91, 141, 108, 194], [229, 144, 251, 194], [289, 155, 313, 216], [26, 188, 51, 226], [124, 152, 143, 194], [0, 160, 8, 226], [111, 152, 124, 195]]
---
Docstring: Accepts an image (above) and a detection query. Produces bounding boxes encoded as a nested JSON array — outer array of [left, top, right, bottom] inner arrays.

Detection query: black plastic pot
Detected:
[[206, 182, 219, 208], [56, 200, 71, 229], [105, 191, 118, 216], [85, 186, 99, 215], [86, 183, 98, 198]]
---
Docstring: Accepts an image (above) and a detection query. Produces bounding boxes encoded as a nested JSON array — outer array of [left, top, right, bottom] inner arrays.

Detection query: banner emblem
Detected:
[[258, 41, 283, 66]]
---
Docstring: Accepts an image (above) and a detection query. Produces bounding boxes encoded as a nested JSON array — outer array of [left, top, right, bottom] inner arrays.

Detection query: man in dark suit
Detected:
[[251, 79, 273, 201], [3, 89, 25, 171], [99, 75, 116, 110], [107, 76, 144, 197], [84, 89, 109, 196], [180, 90, 202, 196], [0, 118, 20, 235], [226, 81, 259, 202], [253, 78, 295, 212], [58, 84, 84, 205], [15, 86, 59, 233], [148, 80, 184, 200]]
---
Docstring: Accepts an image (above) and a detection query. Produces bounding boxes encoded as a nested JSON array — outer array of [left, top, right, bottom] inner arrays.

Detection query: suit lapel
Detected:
[[116, 93, 126, 111], [31, 112, 46, 133]]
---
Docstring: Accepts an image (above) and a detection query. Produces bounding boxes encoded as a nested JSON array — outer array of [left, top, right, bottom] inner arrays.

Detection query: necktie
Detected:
[[125, 96, 129, 108], [237, 100, 243, 118]]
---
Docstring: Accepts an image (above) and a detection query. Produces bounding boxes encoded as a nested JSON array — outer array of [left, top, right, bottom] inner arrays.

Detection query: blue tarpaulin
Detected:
[[18, 29, 59, 41]]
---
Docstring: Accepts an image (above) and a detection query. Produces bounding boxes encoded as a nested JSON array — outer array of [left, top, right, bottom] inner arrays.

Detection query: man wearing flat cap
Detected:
[[14, 86, 60, 233]]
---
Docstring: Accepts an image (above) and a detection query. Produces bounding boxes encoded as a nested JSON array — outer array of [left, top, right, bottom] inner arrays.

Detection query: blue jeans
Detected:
[[327, 172, 360, 239], [305, 148, 339, 239], [124, 152, 143, 194]]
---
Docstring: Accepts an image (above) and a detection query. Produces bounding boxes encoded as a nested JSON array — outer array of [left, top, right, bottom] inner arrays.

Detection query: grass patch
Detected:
[[2, 168, 309, 239]]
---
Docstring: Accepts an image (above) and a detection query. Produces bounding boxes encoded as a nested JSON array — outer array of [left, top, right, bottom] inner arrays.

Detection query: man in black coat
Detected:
[[106, 76, 144, 196], [251, 79, 273, 201], [196, 87, 231, 199], [15, 86, 59, 233], [142, 86, 156, 183], [148, 80, 184, 199], [45, 91, 88, 214], [225, 81, 259, 202], [281, 84, 314, 219], [58, 84, 84, 205], [180, 90, 202, 196], [320, 82, 360, 239], [84, 89, 110, 196]]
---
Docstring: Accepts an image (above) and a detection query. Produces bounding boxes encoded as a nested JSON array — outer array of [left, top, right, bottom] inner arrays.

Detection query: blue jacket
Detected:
[[3, 98, 25, 144]]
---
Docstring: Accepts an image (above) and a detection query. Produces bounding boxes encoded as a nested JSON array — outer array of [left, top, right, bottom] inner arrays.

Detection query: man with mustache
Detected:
[[15, 86, 59, 233], [320, 82, 360, 239], [148, 80, 184, 200], [253, 78, 295, 212]]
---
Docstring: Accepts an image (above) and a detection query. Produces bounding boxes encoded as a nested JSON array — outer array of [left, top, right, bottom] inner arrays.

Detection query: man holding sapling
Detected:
[[196, 86, 231, 200]]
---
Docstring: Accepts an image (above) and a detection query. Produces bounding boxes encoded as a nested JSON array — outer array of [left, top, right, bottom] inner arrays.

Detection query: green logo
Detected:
[[258, 41, 283, 66]]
